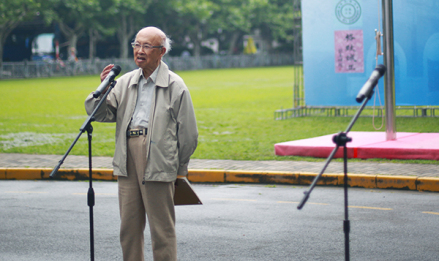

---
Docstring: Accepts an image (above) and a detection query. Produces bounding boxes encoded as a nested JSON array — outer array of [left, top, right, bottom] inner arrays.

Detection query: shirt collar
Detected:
[[141, 64, 160, 84]]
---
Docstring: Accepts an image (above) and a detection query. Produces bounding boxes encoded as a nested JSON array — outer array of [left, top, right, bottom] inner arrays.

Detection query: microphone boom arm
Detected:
[[50, 80, 117, 178], [297, 96, 369, 210]]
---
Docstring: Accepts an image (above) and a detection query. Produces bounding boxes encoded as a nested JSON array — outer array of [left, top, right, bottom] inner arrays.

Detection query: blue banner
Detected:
[[302, 0, 439, 106]]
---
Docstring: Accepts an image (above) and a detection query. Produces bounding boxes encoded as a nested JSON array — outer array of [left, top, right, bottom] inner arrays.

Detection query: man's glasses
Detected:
[[131, 42, 163, 50]]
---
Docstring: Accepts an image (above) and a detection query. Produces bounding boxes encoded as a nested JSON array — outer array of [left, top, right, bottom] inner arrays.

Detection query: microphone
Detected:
[[93, 65, 122, 98], [356, 64, 386, 103]]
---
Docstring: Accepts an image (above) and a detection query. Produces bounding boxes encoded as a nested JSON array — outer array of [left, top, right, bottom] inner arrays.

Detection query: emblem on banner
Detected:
[[335, 0, 362, 25]]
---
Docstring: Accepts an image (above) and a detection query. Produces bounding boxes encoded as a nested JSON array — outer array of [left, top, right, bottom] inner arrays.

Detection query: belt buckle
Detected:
[[128, 129, 145, 137]]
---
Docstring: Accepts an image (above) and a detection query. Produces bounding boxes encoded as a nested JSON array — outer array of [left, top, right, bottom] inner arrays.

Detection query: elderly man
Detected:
[[85, 27, 198, 261]]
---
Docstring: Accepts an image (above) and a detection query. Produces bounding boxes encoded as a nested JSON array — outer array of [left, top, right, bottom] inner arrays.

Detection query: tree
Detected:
[[3, 0, 299, 63], [0, 0, 41, 67], [249, 0, 296, 53], [173, 0, 218, 57], [41, 0, 102, 61], [142, 0, 180, 38], [209, 0, 254, 55], [195, 0, 275, 55], [86, 0, 117, 59], [107, 0, 152, 59], [144, 0, 292, 56], [209, 0, 296, 55]]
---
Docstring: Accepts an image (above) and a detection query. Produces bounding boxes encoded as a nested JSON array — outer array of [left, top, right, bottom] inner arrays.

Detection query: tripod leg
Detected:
[[343, 145, 350, 261], [85, 124, 95, 261]]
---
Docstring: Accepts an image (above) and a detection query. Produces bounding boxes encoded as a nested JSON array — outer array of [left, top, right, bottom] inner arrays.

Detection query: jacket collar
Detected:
[[155, 60, 170, 88]]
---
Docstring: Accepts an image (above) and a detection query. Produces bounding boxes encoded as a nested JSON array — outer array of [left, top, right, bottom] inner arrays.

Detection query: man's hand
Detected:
[[98, 64, 115, 95], [100, 64, 115, 82]]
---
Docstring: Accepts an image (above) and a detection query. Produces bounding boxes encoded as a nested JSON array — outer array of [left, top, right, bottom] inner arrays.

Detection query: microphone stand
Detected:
[[297, 91, 374, 261], [50, 80, 117, 261]]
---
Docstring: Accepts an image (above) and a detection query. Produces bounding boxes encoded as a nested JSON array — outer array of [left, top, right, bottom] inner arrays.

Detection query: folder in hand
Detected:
[[174, 176, 202, 206]]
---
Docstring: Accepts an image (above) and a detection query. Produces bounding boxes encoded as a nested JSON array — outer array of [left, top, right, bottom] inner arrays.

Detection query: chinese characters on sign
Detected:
[[335, 30, 364, 73]]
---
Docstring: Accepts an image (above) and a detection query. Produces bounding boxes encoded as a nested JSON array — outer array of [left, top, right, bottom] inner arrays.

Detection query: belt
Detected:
[[127, 128, 147, 138]]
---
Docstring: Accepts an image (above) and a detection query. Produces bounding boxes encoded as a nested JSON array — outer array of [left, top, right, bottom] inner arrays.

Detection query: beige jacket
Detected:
[[85, 61, 198, 182]]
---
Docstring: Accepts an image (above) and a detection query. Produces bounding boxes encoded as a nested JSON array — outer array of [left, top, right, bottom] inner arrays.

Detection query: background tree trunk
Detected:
[[117, 14, 136, 59], [88, 28, 100, 60], [58, 21, 83, 60]]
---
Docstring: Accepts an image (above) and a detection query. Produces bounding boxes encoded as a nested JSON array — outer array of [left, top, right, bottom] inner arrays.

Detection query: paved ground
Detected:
[[2, 181, 439, 261], [1, 153, 438, 177]]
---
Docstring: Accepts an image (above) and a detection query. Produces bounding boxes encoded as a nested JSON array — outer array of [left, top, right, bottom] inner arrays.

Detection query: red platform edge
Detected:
[[274, 132, 439, 160]]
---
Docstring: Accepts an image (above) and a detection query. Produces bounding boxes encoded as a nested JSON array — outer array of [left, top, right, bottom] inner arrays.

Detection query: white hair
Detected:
[[162, 35, 172, 55]]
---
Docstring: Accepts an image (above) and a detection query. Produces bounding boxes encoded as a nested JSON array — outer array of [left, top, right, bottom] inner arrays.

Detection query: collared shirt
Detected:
[[130, 65, 160, 129]]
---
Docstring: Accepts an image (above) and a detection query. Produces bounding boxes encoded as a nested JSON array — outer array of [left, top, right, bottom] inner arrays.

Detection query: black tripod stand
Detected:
[[50, 80, 117, 261], [297, 65, 386, 261]]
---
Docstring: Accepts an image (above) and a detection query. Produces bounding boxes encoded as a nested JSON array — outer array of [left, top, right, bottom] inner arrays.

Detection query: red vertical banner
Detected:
[[335, 30, 364, 73]]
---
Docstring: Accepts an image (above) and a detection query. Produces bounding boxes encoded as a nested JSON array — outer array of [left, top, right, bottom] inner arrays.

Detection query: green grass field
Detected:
[[1, 66, 438, 164]]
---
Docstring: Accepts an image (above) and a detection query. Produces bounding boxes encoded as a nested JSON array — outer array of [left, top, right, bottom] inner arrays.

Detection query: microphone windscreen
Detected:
[[376, 64, 386, 77], [112, 65, 122, 76]]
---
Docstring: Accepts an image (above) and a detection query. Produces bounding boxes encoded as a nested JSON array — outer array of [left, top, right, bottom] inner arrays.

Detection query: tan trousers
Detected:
[[118, 134, 177, 261]]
